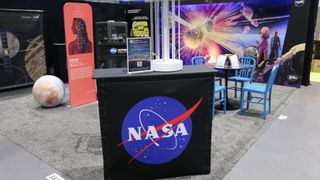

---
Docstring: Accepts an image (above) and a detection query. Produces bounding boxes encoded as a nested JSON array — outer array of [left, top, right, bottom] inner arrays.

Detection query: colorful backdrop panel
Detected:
[[167, 0, 310, 87]]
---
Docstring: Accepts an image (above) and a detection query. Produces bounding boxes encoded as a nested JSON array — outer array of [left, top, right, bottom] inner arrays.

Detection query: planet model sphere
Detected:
[[32, 75, 65, 107]]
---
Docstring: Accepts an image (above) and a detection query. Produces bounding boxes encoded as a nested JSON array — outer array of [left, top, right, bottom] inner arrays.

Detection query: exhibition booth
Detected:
[[0, 0, 319, 180], [0, 0, 315, 90]]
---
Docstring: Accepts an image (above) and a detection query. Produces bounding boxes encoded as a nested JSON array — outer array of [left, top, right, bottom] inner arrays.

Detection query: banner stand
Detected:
[[63, 3, 97, 108]]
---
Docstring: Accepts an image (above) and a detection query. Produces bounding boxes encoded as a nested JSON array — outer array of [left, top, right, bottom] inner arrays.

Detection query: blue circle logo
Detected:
[[119, 96, 199, 165], [110, 48, 117, 55]]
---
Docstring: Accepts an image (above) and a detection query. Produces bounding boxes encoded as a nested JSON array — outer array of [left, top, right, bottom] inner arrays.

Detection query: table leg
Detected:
[[225, 70, 230, 106], [216, 69, 240, 111]]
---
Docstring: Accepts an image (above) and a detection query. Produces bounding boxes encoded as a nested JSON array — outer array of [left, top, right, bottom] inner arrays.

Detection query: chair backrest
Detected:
[[237, 57, 256, 82], [191, 56, 206, 65], [266, 64, 280, 91]]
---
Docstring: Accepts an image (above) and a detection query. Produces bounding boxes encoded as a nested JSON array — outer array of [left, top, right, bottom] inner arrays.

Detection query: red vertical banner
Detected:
[[63, 3, 97, 108]]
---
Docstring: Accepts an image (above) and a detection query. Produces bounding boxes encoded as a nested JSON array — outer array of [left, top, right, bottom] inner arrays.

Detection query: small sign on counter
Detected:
[[127, 37, 152, 74]]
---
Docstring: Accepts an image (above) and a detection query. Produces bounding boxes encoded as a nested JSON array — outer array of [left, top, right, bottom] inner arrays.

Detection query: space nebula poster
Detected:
[[178, 1, 291, 63], [169, 0, 309, 87], [0, 9, 47, 90]]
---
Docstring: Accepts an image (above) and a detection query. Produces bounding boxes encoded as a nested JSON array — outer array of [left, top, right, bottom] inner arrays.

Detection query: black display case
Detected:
[[95, 21, 128, 69]]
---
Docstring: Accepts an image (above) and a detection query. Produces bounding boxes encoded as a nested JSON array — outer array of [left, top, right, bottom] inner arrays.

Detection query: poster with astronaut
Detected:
[[169, 0, 310, 87], [0, 9, 47, 90]]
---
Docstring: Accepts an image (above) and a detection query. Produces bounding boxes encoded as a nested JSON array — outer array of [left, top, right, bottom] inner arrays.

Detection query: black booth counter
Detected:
[[94, 64, 217, 81], [94, 65, 217, 180]]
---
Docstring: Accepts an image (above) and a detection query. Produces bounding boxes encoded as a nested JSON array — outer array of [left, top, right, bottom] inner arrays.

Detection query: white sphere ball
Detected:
[[32, 75, 65, 107]]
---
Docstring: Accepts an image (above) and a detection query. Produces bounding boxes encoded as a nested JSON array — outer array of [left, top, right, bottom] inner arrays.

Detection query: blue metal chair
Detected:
[[213, 84, 227, 118], [229, 57, 256, 98], [191, 56, 223, 86], [191, 56, 226, 118], [239, 64, 280, 120], [191, 56, 206, 65]]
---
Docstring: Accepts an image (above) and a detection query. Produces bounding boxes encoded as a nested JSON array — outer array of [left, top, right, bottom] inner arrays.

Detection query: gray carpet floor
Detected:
[[0, 83, 295, 180]]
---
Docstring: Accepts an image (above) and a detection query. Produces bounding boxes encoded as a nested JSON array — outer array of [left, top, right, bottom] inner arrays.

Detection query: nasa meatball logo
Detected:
[[118, 96, 203, 165], [110, 48, 117, 55], [294, 0, 304, 7]]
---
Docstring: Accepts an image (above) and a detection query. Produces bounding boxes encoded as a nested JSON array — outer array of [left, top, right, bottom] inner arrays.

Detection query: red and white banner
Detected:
[[63, 3, 96, 108]]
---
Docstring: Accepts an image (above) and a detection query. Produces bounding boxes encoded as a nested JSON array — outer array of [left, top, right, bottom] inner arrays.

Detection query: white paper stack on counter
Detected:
[[216, 55, 227, 67]]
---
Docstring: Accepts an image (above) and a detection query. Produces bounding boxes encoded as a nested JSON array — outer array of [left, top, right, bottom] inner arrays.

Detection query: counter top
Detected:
[[93, 65, 217, 81]]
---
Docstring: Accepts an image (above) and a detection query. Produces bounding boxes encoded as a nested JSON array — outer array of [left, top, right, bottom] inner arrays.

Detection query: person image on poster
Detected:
[[270, 31, 281, 61], [68, 18, 93, 55], [257, 26, 270, 66]]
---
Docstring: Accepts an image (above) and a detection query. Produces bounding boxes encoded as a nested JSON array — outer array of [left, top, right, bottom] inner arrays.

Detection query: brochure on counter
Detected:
[[216, 55, 226, 67], [229, 54, 240, 68], [216, 54, 240, 68], [127, 37, 152, 74]]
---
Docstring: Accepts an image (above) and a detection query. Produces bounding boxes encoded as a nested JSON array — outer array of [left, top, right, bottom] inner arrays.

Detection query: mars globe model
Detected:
[[32, 75, 65, 107]]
